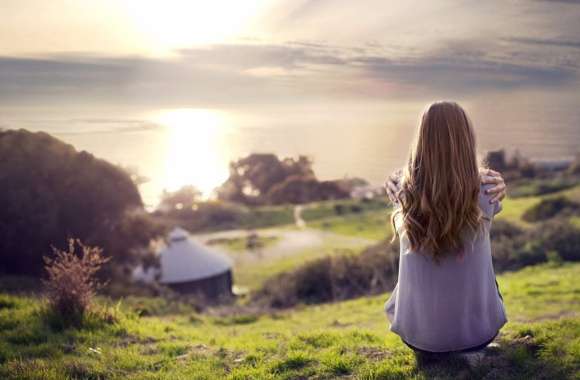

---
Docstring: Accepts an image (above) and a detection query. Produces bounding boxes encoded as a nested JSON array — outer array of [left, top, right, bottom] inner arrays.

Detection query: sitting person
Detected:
[[383, 101, 507, 354]]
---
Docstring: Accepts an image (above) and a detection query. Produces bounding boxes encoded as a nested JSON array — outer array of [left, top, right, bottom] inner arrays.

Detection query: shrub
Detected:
[[42, 239, 109, 326], [522, 196, 579, 222], [252, 240, 399, 308], [509, 178, 578, 198], [524, 219, 580, 262], [0, 129, 146, 276], [491, 220, 524, 240], [491, 218, 580, 271]]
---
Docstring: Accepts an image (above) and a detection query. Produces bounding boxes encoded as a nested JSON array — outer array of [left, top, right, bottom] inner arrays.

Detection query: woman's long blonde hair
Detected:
[[392, 101, 482, 261]]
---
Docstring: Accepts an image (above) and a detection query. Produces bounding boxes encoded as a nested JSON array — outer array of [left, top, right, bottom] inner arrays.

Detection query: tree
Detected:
[[267, 176, 350, 204], [157, 185, 202, 213], [0, 129, 159, 276], [216, 153, 314, 205]]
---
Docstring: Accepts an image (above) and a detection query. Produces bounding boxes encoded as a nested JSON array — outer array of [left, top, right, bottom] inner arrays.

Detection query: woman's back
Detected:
[[384, 183, 507, 352]]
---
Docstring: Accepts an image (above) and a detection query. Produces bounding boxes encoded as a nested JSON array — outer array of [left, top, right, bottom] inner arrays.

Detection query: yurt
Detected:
[[159, 227, 233, 300]]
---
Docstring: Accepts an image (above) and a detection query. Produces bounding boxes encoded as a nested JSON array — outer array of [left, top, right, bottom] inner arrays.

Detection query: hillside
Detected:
[[1, 263, 579, 379], [204, 183, 580, 291]]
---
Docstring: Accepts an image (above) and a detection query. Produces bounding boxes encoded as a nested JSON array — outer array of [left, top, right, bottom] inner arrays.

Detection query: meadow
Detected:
[[1, 181, 579, 379], [0, 263, 578, 379]]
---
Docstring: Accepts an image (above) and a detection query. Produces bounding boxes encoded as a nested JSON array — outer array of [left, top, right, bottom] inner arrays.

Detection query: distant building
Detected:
[[350, 184, 387, 200], [158, 227, 233, 300]]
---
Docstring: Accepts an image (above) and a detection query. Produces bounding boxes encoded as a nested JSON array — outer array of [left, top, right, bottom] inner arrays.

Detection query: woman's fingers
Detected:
[[384, 173, 401, 203], [385, 178, 397, 200], [481, 174, 500, 184], [488, 183, 506, 203], [479, 169, 507, 202]]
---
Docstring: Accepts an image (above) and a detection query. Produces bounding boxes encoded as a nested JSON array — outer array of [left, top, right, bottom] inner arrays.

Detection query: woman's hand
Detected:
[[480, 168, 507, 203], [384, 167, 507, 205], [384, 169, 403, 204]]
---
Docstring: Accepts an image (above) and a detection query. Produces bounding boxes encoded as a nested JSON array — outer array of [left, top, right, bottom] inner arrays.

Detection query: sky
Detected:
[[0, 0, 579, 111], [0, 0, 579, 205]]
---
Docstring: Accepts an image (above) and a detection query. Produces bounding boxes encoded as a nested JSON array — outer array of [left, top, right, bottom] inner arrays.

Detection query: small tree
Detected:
[[43, 239, 109, 326]]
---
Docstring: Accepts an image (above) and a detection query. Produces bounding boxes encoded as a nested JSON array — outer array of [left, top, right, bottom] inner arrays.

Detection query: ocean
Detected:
[[2, 103, 579, 209]]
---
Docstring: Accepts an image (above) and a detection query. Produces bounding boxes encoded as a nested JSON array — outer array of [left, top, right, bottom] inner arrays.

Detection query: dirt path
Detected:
[[294, 205, 306, 228], [194, 226, 375, 263]]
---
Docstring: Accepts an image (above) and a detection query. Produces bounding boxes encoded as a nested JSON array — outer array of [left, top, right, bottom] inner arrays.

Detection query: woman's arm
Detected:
[[384, 168, 507, 205]]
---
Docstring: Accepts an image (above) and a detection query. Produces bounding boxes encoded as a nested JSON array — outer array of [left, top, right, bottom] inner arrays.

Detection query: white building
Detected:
[[133, 227, 233, 300]]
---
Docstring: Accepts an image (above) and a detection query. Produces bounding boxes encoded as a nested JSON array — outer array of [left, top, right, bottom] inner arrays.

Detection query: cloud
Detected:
[[0, 39, 577, 108], [504, 37, 580, 50], [533, 0, 580, 4]]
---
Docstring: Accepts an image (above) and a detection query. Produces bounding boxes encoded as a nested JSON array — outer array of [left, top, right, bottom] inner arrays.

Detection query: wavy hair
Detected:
[[392, 101, 482, 261]]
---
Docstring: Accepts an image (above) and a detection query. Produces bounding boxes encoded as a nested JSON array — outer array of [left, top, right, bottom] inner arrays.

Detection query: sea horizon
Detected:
[[2, 105, 579, 209]]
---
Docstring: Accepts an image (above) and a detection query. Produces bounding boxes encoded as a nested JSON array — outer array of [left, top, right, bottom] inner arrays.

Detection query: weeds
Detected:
[[42, 239, 109, 327]]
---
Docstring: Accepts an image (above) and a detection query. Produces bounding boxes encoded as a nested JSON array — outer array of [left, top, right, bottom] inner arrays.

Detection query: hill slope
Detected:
[[1, 263, 579, 379]]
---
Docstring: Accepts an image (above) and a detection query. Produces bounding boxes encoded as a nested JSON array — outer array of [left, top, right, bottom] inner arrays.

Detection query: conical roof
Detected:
[[159, 227, 232, 284]]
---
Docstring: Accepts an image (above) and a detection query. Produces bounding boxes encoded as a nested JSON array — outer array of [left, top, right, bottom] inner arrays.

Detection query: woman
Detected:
[[384, 101, 507, 354]]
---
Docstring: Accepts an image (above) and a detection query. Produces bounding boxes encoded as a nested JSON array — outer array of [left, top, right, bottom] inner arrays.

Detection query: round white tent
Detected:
[[159, 227, 233, 299]]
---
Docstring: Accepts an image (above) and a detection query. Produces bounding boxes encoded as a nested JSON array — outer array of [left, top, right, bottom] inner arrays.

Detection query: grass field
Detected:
[[1, 263, 579, 379], [2, 182, 578, 379]]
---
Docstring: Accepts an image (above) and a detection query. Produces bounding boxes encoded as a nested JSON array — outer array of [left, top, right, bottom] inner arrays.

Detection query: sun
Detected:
[[155, 108, 231, 198], [121, 0, 266, 54]]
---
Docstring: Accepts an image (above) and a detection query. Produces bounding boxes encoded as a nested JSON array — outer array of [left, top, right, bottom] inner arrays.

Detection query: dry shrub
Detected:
[[42, 239, 109, 326]]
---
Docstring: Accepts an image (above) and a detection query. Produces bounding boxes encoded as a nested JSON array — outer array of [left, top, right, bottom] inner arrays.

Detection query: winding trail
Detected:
[[294, 205, 306, 228], [194, 226, 375, 264]]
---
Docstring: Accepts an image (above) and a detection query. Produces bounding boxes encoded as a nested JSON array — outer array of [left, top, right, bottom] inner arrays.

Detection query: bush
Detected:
[[491, 220, 524, 240], [255, 218, 580, 308], [491, 218, 580, 271], [0, 129, 158, 277], [524, 219, 580, 262], [252, 241, 399, 308], [522, 196, 579, 222], [42, 239, 109, 327], [509, 178, 578, 198]]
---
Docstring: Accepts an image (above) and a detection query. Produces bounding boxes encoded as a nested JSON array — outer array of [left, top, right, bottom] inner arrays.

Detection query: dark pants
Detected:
[[403, 331, 498, 355], [404, 278, 503, 355]]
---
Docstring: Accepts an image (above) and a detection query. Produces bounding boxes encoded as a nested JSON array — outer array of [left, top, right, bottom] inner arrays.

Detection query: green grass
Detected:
[[227, 183, 580, 290], [1, 262, 579, 379], [508, 177, 579, 198], [232, 237, 366, 291], [496, 182, 580, 227], [301, 197, 390, 221], [307, 210, 393, 241], [206, 235, 280, 253]]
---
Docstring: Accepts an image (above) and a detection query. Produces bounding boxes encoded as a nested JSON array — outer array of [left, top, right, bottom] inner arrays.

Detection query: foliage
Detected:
[[267, 175, 350, 204], [491, 218, 580, 271], [42, 239, 109, 327], [252, 240, 399, 308], [217, 153, 315, 205], [216, 153, 357, 205], [157, 185, 202, 212], [0, 129, 159, 276], [253, 216, 580, 308], [521, 196, 579, 222], [508, 177, 578, 198]]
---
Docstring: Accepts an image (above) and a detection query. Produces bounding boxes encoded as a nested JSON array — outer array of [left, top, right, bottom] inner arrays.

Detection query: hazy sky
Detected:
[[2, 0, 579, 205], [0, 0, 579, 111]]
